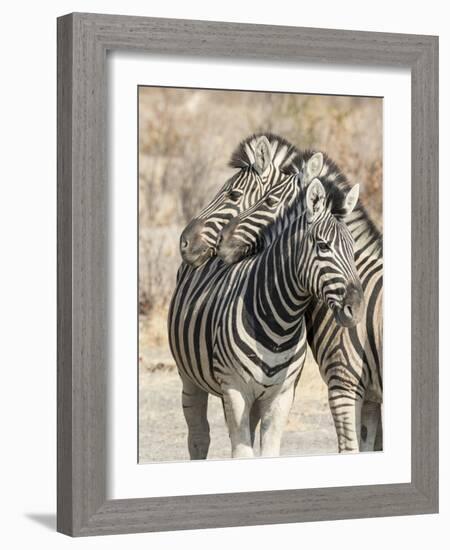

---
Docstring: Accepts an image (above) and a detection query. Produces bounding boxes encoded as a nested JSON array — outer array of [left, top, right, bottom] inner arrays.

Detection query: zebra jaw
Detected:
[[217, 237, 252, 265], [182, 247, 215, 268]]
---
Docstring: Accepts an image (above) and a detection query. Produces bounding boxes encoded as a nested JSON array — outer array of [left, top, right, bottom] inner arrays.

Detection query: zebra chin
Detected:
[[181, 248, 214, 268], [216, 243, 248, 265]]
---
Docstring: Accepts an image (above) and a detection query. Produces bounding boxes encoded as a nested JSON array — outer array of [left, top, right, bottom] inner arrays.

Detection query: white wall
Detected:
[[0, 1, 446, 548]]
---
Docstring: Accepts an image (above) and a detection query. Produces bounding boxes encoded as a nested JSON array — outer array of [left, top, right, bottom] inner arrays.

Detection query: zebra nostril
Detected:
[[344, 305, 353, 319], [181, 238, 189, 250]]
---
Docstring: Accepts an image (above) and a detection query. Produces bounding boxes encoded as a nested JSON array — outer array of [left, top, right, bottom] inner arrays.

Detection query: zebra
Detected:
[[170, 172, 364, 458], [169, 133, 303, 459], [217, 150, 383, 453]]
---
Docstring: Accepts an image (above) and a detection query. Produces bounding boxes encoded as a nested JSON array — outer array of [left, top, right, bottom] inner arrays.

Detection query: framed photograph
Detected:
[[57, 13, 438, 536]]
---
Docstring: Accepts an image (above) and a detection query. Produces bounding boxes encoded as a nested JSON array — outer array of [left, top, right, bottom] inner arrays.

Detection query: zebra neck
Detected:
[[347, 205, 382, 260], [261, 198, 304, 248], [245, 218, 312, 332]]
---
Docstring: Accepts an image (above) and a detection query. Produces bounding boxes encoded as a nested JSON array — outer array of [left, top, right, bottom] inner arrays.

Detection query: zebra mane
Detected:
[[228, 133, 299, 173], [286, 150, 382, 256]]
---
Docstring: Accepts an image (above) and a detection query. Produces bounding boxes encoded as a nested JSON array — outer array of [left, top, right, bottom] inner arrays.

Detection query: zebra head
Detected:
[[179, 133, 298, 267], [216, 151, 324, 264], [300, 178, 364, 327]]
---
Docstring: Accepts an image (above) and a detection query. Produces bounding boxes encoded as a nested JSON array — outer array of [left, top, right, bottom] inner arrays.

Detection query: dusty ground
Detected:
[[139, 342, 337, 463]]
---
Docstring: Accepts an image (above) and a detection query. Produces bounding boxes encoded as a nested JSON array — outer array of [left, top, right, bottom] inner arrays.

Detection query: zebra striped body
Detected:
[[170, 177, 363, 458], [170, 134, 301, 459], [217, 151, 383, 452]]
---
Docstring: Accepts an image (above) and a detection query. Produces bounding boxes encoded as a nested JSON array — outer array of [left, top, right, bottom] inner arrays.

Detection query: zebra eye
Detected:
[[265, 196, 278, 208], [316, 241, 331, 253], [227, 190, 241, 202]]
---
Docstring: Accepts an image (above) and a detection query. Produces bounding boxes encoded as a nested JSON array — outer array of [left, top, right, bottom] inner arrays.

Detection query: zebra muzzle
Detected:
[[333, 283, 365, 327], [179, 218, 212, 267]]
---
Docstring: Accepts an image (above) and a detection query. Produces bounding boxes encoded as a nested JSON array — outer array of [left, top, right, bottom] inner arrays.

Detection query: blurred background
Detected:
[[139, 86, 382, 462]]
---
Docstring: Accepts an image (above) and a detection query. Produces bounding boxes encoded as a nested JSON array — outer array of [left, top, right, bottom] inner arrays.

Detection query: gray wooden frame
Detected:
[[57, 12, 439, 537]]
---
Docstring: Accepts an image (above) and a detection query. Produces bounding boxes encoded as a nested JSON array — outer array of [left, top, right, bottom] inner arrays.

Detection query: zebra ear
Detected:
[[253, 136, 272, 175], [306, 178, 326, 222], [343, 184, 360, 216], [304, 152, 324, 183]]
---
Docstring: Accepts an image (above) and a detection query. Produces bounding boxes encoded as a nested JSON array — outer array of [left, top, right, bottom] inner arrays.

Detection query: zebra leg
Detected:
[[181, 376, 210, 460], [374, 405, 383, 451], [259, 386, 295, 457], [328, 389, 363, 453], [222, 388, 254, 458], [219, 396, 259, 449], [249, 401, 261, 449], [360, 400, 381, 452]]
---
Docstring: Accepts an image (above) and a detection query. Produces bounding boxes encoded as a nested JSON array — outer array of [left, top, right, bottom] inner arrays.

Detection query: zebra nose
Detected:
[[179, 218, 211, 266], [333, 282, 365, 327], [343, 305, 353, 319], [343, 282, 365, 324]]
